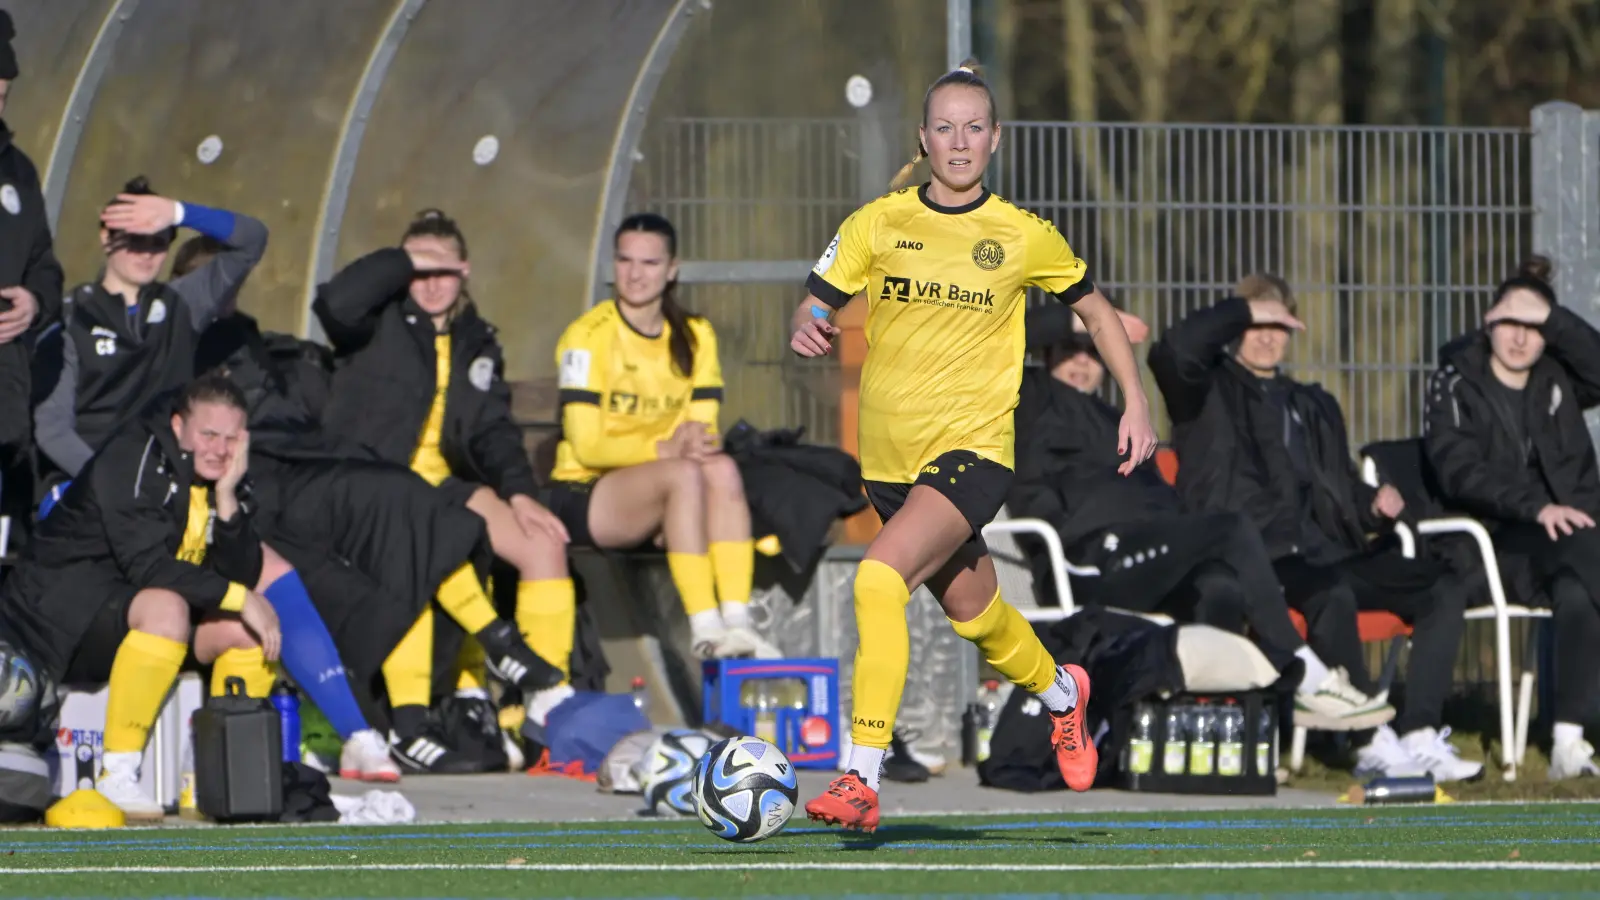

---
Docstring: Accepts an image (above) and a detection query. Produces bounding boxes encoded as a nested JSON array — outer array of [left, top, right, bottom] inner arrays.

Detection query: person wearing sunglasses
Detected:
[[31, 176, 267, 509]]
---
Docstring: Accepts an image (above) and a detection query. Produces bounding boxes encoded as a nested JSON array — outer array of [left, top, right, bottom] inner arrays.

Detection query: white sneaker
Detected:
[[1400, 727, 1483, 782], [691, 625, 728, 660], [718, 626, 783, 659], [1355, 725, 1427, 778], [96, 751, 165, 822], [340, 729, 402, 783], [527, 684, 575, 728], [1294, 668, 1396, 731], [1550, 739, 1600, 781]]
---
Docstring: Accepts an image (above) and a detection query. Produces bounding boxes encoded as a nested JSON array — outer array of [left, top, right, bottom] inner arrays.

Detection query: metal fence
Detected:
[[631, 116, 1534, 451]]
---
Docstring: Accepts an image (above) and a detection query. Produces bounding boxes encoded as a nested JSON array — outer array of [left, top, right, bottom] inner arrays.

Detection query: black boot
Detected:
[[475, 620, 564, 692]]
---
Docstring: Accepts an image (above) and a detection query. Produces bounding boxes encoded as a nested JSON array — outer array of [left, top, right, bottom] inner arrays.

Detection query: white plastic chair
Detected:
[[981, 507, 1172, 625], [1362, 455, 1549, 781]]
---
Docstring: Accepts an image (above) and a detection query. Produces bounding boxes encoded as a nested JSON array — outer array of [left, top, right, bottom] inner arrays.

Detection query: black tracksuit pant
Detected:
[[1064, 512, 1307, 671], [1274, 548, 1467, 735], [1493, 524, 1600, 726]]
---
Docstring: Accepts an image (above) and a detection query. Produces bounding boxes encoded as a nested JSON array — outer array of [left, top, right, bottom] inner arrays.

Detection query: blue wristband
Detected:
[[177, 202, 237, 242]]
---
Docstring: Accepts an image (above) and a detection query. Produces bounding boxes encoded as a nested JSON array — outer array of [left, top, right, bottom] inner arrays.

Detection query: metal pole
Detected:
[[947, 0, 971, 70]]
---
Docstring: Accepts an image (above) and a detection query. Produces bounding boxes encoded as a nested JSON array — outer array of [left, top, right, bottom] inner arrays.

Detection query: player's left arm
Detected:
[[1024, 216, 1156, 475], [686, 319, 723, 432]]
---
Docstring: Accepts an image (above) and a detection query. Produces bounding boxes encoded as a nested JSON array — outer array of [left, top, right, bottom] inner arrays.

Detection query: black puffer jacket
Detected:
[[1423, 306, 1600, 523], [1148, 297, 1381, 560], [0, 123, 63, 456], [313, 249, 537, 500], [0, 407, 262, 678], [1010, 305, 1176, 547], [722, 421, 866, 572]]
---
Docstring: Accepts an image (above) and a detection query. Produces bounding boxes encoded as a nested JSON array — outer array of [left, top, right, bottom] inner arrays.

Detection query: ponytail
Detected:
[[891, 58, 996, 191], [615, 212, 695, 377]]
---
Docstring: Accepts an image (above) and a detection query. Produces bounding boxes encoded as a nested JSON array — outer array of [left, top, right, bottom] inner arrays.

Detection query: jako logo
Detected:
[[852, 716, 887, 729], [894, 239, 924, 250], [921, 464, 941, 475]]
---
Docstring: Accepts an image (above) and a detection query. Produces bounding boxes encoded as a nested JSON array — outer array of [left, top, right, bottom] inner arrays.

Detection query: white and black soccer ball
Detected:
[[691, 735, 798, 843], [639, 729, 714, 815]]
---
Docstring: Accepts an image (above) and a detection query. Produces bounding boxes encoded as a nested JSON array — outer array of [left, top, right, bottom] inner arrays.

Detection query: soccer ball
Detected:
[[691, 735, 798, 843], [638, 729, 714, 815]]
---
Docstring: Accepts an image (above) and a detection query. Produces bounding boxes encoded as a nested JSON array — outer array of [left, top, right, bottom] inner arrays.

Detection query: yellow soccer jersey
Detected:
[[409, 334, 453, 487], [178, 485, 246, 612], [551, 300, 723, 484], [807, 184, 1093, 483]]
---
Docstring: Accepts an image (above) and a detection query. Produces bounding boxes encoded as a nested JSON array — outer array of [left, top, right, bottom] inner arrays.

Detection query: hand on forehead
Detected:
[[1487, 288, 1551, 327]]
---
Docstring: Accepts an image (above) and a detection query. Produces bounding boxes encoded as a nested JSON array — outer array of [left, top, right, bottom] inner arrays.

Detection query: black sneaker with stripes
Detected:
[[475, 620, 564, 693], [388, 724, 484, 775]]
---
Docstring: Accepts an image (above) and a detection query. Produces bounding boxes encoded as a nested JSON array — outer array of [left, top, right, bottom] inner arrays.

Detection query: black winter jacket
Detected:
[[1423, 307, 1600, 523], [313, 249, 537, 500], [0, 123, 64, 454], [1010, 305, 1177, 547], [0, 408, 262, 678], [722, 421, 867, 572], [1148, 297, 1381, 560]]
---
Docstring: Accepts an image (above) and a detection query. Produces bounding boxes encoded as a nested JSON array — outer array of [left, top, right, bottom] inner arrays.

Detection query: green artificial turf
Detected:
[[1, 803, 1598, 898]]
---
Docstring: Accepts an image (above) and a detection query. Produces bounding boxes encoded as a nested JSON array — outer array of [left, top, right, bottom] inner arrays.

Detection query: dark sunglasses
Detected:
[[108, 231, 174, 255]]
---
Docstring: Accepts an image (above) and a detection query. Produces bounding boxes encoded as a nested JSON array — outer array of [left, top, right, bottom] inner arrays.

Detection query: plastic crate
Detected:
[[702, 658, 840, 769]]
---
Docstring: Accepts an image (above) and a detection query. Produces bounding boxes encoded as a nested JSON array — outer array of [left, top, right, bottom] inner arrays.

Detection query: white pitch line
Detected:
[[0, 860, 1597, 876]]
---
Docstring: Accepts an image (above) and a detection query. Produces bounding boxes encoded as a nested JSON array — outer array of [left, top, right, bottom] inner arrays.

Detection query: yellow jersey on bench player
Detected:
[[805, 184, 1094, 483]]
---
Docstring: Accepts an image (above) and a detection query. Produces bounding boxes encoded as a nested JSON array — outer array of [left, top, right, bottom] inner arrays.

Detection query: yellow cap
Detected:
[[45, 789, 126, 829]]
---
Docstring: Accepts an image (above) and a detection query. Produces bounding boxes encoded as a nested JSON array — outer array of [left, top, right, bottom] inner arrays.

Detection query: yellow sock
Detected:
[[455, 639, 488, 693], [517, 579, 575, 682], [103, 630, 188, 755], [709, 540, 754, 606], [382, 605, 435, 709], [435, 563, 497, 635], [948, 590, 1057, 694], [667, 552, 718, 617], [850, 559, 912, 749], [210, 647, 275, 699]]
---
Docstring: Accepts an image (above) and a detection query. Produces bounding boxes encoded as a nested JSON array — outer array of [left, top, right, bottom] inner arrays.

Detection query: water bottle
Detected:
[[270, 683, 300, 764], [1256, 705, 1275, 776], [1161, 704, 1188, 775], [754, 681, 779, 743], [630, 676, 648, 715], [1125, 703, 1155, 775], [1187, 700, 1216, 776], [976, 680, 1001, 764], [1351, 775, 1439, 804], [1216, 699, 1244, 776]]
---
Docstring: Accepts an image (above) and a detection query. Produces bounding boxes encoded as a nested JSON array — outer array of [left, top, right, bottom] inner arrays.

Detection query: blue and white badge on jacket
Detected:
[[469, 356, 494, 392], [0, 185, 19, 216]]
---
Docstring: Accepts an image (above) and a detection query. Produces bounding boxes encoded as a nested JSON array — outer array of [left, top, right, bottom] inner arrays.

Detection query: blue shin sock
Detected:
[[264, 571, 370, 740]]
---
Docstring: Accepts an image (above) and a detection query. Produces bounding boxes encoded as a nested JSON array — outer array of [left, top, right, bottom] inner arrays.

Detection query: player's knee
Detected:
[[127, 589, 191, 643], [854, 558, 911, 610], [192, 617, 259, 664], [257, 543, 294, 590], [519, 529, 570, 581], [699, 454, 744, 501], [662, 458, 705, 497]]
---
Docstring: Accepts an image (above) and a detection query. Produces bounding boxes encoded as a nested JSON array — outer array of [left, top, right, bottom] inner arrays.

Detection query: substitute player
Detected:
[[549, 213, 778, 661], [790, 61, 1157, 831]]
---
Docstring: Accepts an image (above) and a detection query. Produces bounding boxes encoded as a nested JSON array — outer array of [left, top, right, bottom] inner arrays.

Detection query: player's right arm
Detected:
[[791, 208, 875, 357], [556, 322, 657, 470]]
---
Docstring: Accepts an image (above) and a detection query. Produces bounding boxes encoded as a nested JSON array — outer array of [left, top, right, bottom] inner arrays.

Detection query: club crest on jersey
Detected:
[[972, 238, 1005, 271]]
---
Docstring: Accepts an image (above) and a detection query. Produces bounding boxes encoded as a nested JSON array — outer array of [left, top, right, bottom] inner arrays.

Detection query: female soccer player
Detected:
[[314, 210, 569, 768], [547, 213, 778, 660], [790, 61, 1157, 830]]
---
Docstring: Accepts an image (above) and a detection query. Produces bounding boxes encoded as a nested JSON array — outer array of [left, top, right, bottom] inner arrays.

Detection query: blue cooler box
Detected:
[[702, 658, 841, 769]]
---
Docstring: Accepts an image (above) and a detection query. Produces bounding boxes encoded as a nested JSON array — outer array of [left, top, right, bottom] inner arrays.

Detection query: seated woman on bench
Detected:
[[312, 210, 574, 755], [0, 376, 401, 820], [546, 213, 777, 660]]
